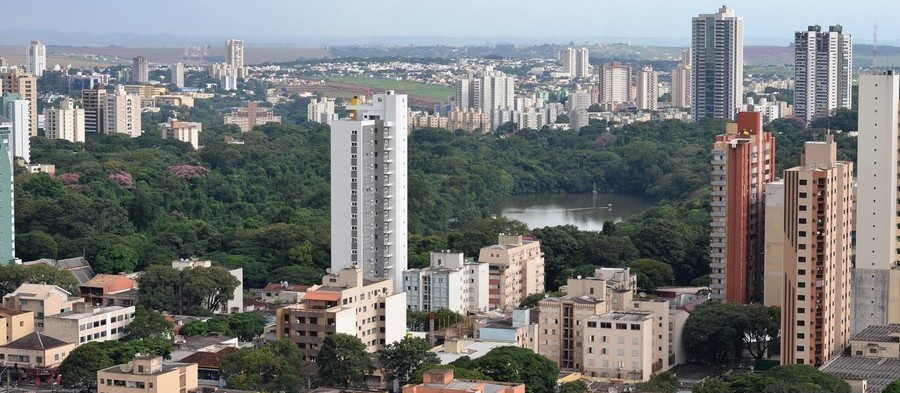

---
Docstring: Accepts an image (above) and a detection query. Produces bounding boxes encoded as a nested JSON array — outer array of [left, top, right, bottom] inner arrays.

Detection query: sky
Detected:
[[3, 0, 899, 46]]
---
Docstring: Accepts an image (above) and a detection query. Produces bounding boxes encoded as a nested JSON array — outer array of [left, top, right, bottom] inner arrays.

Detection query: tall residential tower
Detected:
[[225, 39, 246, 79], [131, 56, 149, 83], [26, 40, 46, 77], [709, 112, 775, 303], [794, 25, 852, 122], [692, 6, 744, 120], [330, 91, 408, 292], [671, 49, 693, 109]]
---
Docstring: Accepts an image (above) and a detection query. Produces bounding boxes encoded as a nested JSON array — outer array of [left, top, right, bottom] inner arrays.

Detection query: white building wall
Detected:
[[6, 100, 29, 162], [467, 261, 489, 312], [383, 292, 407, 346]]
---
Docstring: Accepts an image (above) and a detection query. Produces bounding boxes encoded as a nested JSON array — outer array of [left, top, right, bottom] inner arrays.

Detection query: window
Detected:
[[630, 324, 641, 331], [587, 321, 596, 328], [615, 323, 627, 330]]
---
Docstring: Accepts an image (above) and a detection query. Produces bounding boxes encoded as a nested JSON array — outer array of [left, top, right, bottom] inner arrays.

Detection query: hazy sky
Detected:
[[5, 0, 898, 45]]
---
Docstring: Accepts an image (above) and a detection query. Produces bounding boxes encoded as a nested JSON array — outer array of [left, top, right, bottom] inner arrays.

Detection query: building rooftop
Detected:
[[0, 306, 30, 316], [821, 355, 900, 393], [47, 305, 133, 320], [262, 283, 311, 293], [540, 295, 602, 305], [589, 310, 653, 322], [3, 332, 71, 351], [100, 361, 191, 376], [5, 283, 72, 300], [852, 324, 900, 343], [436, 340, 508, 365], [180, 347, 239, 369], [23, 257, 95, 284]]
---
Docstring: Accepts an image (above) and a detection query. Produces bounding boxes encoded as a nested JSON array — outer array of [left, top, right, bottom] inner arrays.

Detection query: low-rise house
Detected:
[[402, 368, 525, 393], [171, 334, 239, 362], [22, 257, 95, 285], [3, 284, 84, 331], [180, 347, 239, 386], [0, 332, 75, 386], [97, 354, 199, 393], [261, 282, 312, 304], [43, 304, 135, 346], [476, 308, 538, 351], [80, 274, 139, 307], [0, 307, 34, 345]]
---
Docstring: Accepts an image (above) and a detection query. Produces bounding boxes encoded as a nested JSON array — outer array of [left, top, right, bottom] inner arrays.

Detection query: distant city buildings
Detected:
[[82, 85, 106, 133], [670, 49, 692, 109], [131, 56, 149, 83], [636, 66, 659, 111], [794, 25, 852, 122], [159, 118, 201, 149], [692, 6, 743, 120], [104, 86, 142, 138], [598, 62, 632, 105], [451, 67, 515, 130], [43, 98, 85, 143], [330, 92, 408, 291], [223, 101, 281, 132], [767, 136, 852, 367], [403, 251, 489, 314], [561, 47, 589, 78], [478, 234, 544, 310], [171, 62, 184, 88], [307, 97, 337, 125], [26, 40, 46, 77], [709, 112, 775, 304]]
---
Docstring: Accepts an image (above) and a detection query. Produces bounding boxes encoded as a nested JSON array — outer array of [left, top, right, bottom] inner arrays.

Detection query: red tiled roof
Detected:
[[262, 283, 312, 293], [303, 291, 341, 302], [180, 347, 240, 369]]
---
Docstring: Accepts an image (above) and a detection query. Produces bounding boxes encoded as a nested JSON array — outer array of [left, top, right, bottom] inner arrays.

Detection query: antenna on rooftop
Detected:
[[874, 21, 878, 72]]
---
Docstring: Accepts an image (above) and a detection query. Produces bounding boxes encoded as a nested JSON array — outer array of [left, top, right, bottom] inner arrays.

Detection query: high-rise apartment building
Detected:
[[275, 267, 406, 361], [671, 49, 693, 109], [709, 112, 775, 304], [26, 40, 46, 77], [1, 95, 30, 162], [159, 118, 201, 150], [575, 47, 590, 78], [171, 62, 184, 88], [225, 39, 246, 79], [598, 62, 632, 104], [104, 86, 142, 137], [43, 98, 85, 143], [403, 251, 489, 314], [131, 56, 149, 83], [478, 234, 545, 310], [331, 92, 408, 292], [562, 48, 576, 77], [794, 25, 852, 122], [637, 66, 659, 111], [768, 136, 852, 367], [0, 66, 37, 137], [853, 72, 900, 334], [82, 85, 106, 133], [307, 97, 337, 125], [692, 6, 744, 120], [0, 118, 13, 264]]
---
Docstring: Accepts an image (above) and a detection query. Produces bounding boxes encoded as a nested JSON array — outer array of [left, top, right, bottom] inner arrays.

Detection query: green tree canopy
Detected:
[[59, 342, 115, 389], [0, 264, 79, 297], [379, 337, 440, 385], [137, 265, 181, 312], [560, 380, 588, 393], [629, 258, 674, 291], [221, 340, 306, 393], [227, 311, 267, 341], [465, 346, 559, 393], [95, 244, 139, 273], [884, 379, 900, 393], [317, 333, 374, 388], [124, 306, 174, 341]]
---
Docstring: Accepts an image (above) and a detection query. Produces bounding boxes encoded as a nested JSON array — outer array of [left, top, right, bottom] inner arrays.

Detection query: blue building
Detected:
[[0, 117, 14, 264]]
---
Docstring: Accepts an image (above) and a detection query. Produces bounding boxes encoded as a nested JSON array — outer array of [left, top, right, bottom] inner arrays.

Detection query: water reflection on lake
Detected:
[[499, 193, 655, 231]]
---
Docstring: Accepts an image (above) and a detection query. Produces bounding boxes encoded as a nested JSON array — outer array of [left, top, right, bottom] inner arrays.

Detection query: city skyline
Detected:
[[0, 1, 899, 46]]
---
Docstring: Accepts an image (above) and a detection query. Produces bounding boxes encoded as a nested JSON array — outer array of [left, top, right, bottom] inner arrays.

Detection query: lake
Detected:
[[498, 193, 655, 231]]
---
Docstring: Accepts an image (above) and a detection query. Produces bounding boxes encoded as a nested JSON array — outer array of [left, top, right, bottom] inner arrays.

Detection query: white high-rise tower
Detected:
[[575, 48, 589, 78], [692, 6, 743, 120], [853, 72, 900, 334], [562, 48, 576, 76], [225, 39, 246, 79], [794, 25, 852, 122], [331, 91, 408, 292], [26, 40, 46, 77]]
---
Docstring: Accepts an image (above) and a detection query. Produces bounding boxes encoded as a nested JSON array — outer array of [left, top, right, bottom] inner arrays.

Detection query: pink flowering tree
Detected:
[[108, 172, 134, 188], [56, 173, 81, 190], [168, 164, 209, 180]]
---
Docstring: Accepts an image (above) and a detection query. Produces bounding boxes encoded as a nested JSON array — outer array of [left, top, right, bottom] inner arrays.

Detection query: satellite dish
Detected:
[[325, 268, 332, 274], [120, 364, 133, 373]]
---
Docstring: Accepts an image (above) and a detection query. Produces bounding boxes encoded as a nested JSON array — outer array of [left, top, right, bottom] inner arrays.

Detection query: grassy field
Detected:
[[321, 76, 452, 102]]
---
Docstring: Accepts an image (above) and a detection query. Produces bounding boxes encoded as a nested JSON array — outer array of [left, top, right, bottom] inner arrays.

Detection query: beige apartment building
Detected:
[[3, 284, 83, 331], [409, 111, 449, 130], [0, 66, 37, 136], [0, 307, 34, 345], [97, 355, 198, 393], [159, 118, 202, 149], [447, 108, 491, 132], [582, 310, 654, 381], [223, 101, 281, 132], [104, 85, 142, 137], [123, 85, 167, 98], [0, 332, 75, 385], [479, 234, 545, 310], [44, 304, 135, 346], [538, 277, 612, 370], [43, 98, 85, 143], [768, 136, 853, 367], [275, 267, 406, 361]]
